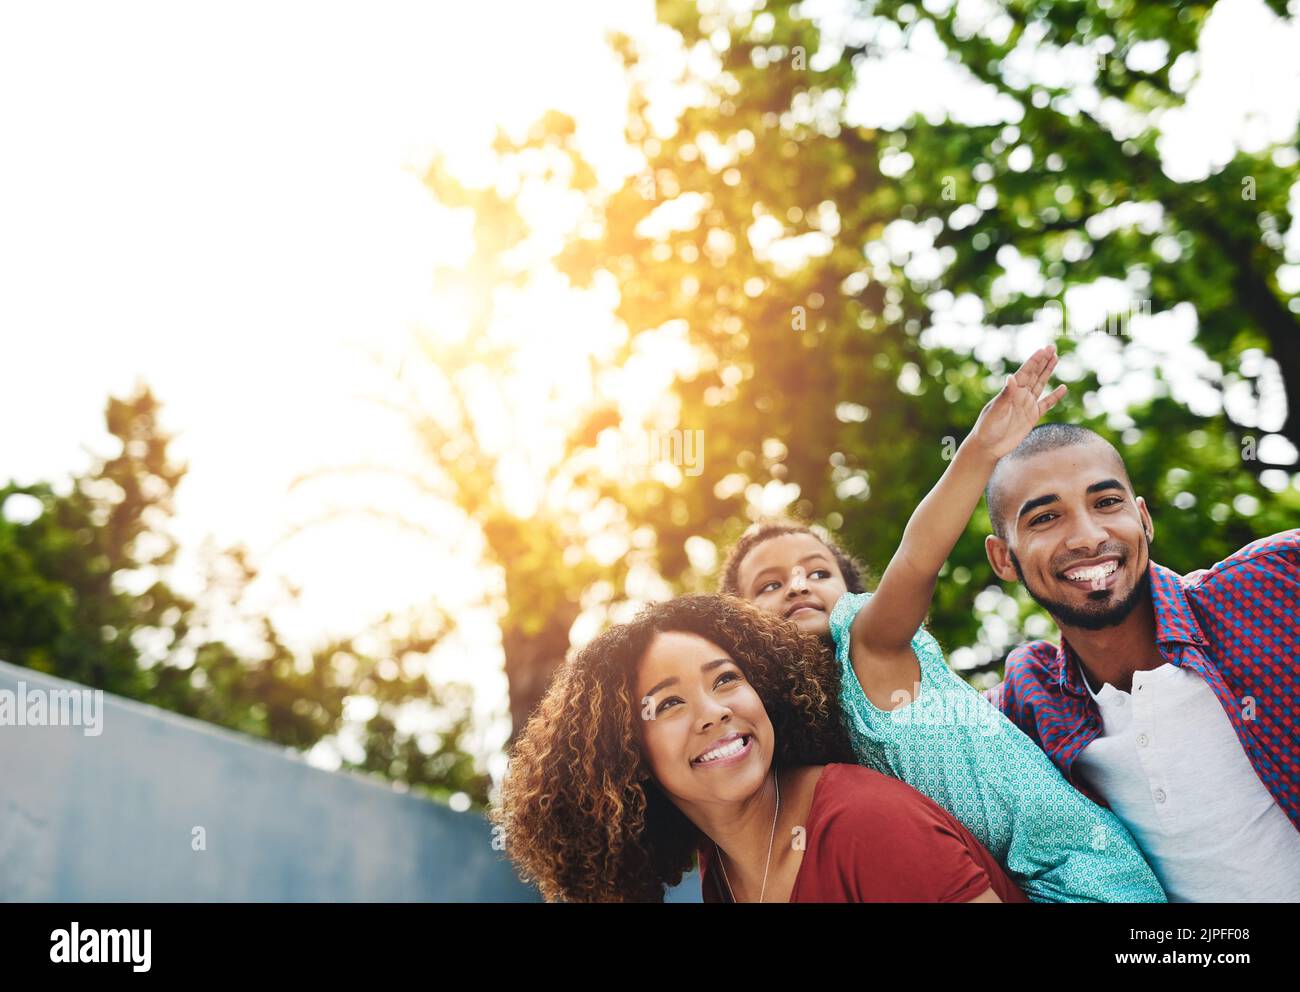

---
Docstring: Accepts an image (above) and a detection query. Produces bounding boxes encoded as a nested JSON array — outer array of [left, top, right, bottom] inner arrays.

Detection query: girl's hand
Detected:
[[970, 345, 1068, 459], [855, 344, 1064, 663]]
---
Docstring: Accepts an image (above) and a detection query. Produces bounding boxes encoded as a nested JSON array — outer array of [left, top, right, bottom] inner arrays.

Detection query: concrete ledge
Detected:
[[0, 659, 702, 902], [0, 659, 539, 901]]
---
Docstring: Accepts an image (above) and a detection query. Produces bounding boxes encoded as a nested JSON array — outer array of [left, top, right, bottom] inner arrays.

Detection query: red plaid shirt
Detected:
[[986, 529, 1300, 833]]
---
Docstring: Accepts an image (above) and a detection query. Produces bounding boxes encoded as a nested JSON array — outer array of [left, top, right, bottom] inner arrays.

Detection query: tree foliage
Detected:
[[0, 388, 489, 806], [469, 0, 1300, 702]]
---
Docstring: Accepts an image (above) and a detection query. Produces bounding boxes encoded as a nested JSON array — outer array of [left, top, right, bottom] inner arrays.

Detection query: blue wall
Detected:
[[0, 660, 700, 902]]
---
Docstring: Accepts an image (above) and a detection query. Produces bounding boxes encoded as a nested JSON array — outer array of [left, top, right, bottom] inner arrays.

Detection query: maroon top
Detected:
[[698, 763, 1029, 903]]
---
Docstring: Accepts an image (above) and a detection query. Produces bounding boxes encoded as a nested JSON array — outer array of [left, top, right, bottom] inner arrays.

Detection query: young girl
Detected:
[[492, 595, 1028, 902], [720, 345, 1165, 903]]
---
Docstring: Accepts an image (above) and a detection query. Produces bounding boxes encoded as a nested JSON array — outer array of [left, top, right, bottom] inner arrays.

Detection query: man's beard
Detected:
[[1009, 544, 1151, 631]]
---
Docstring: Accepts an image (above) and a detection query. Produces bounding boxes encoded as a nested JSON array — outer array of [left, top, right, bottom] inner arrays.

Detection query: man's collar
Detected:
[[1054, 560, 1207, 696]]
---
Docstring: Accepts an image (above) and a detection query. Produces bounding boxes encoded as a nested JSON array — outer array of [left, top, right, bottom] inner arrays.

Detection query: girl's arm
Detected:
[[850, 346, 1066, 695]]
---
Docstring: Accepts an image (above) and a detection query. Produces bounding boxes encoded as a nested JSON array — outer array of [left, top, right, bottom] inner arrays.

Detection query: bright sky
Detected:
[[1, 0, 1297, 788]]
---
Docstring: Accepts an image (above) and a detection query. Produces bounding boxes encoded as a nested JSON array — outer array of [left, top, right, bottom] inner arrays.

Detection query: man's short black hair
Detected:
[[985, 424, 1130, 540]]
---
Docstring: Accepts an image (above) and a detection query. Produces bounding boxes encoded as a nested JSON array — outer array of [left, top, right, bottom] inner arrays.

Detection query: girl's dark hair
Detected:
[[490, 594, 857, 903], [719, 519, 869, 598]]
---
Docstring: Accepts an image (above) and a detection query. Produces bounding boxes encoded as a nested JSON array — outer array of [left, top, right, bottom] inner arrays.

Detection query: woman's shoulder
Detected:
[[812, 762, 942, 823], [803, 764, 1005, 901]]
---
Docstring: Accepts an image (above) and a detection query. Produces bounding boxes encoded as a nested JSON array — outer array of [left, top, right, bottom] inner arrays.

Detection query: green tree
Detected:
[[566, 0, 1300, 676], [0, 387, 489, 806], [305, 122, 637, 739], [540, 0, 1300, 683], [308, 0, 1299, 736]]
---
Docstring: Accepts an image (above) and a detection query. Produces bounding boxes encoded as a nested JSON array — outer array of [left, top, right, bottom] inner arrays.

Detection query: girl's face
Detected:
[[635, 630, 774, 810], [734, 532, 848, 637]]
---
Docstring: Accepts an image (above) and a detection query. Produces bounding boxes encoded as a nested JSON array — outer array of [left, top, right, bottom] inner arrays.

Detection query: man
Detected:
[[982, 423, 1300, 901]]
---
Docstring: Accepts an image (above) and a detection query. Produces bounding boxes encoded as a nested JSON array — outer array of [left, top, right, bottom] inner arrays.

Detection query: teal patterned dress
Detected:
[[829, 591, 1165, 903]]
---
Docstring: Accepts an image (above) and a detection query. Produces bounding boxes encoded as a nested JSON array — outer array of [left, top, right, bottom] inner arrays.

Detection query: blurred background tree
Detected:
[[7, 0, 1296, 759], [396, 0, 1300, 726], [559, 0, 1297, 683], [0, 387, 489, 806]]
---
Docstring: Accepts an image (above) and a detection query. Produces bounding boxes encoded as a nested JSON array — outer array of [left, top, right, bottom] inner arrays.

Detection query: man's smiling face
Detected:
[[985, 442, 1155, 631], [733, 532, 848, 637]]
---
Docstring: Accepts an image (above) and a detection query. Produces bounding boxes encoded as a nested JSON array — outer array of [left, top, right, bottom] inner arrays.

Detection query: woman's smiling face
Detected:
[[636, 630, 773, 808], [734, 532, 847, 637]]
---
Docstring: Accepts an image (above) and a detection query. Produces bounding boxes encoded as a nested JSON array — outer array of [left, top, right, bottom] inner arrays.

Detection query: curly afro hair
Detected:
[[490, 594, 858, 902], [718, 519, 870, 599]]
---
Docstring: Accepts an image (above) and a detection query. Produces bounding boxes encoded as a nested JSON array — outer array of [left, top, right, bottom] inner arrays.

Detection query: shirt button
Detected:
[[1137, 733, 1149, 747], [1154, 788, 1167, 804]]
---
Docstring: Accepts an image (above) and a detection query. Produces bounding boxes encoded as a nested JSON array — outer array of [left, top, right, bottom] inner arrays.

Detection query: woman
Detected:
[[492, 595, 1027, 902]]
